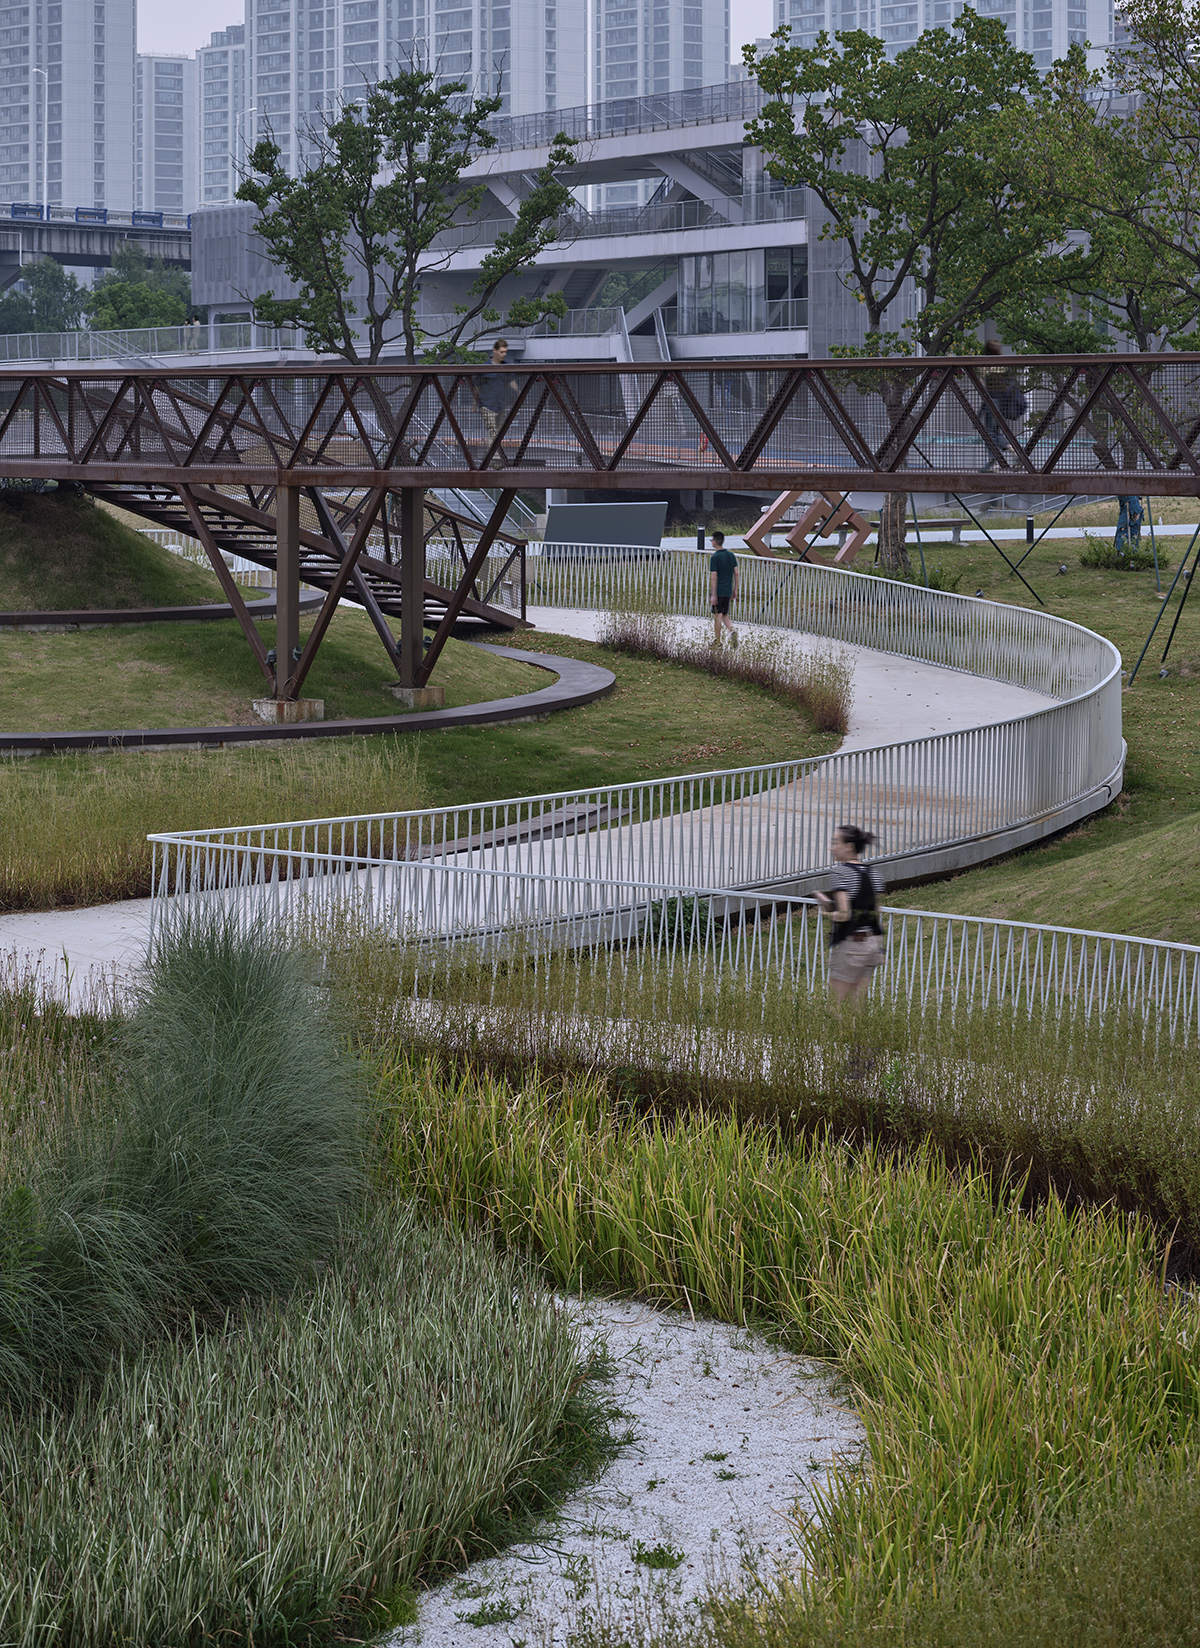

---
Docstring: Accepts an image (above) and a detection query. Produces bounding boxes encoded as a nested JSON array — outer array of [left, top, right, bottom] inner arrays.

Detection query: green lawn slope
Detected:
[[0, 487, 236, 610], [883, 532, 1200, 945]]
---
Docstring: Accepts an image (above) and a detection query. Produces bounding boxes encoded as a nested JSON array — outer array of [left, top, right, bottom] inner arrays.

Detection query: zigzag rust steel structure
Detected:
[[2, 354, 1199, 700]]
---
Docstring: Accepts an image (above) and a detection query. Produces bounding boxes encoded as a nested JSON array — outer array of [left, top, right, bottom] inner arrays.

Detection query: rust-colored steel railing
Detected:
[[0, 355, 1199, 495]]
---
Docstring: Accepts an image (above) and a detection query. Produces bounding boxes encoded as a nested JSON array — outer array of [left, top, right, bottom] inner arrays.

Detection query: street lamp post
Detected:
[[31, 67, 47, 220], [235, 103, 259, 179]]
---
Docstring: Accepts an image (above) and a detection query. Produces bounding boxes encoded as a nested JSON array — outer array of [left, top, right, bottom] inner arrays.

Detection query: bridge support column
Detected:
[[398, 486, 425, 689], [276, 482, 301, 697]]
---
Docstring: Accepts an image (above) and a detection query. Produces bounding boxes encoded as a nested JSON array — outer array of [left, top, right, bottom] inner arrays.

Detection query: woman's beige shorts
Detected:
[[829, 932, 883, 985]]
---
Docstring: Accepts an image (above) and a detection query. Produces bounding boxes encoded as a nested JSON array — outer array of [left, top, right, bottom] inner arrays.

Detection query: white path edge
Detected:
[[387, 1297, 864, 1648]]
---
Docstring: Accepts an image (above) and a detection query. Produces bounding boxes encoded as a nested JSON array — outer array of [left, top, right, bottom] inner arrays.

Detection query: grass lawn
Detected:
[[875, 531, 1200, 944], [0, 488, 233, 610], [0, 611, 542, 732], [413, 628, 842, 809]]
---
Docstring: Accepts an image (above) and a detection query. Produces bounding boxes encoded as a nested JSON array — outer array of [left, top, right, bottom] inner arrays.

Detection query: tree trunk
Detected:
[[877, 490, 912, 577]]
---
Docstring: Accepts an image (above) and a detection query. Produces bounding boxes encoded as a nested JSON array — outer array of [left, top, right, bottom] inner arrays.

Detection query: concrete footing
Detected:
[[387, 683, 446, 710], [252, 697, 325, 723]]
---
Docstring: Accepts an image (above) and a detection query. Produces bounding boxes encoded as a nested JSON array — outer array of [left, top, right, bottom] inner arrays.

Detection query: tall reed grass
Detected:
[[328, 924, 1200, 1260], [371, 1054, 1200, 1623], [0, 1201, 590, 1647], [0, 737, 422, 910], [0, 915, 360, 1402], [598, 608, 852, 735]]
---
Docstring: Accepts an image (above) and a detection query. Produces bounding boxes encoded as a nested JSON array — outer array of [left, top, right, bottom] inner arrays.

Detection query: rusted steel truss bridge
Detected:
[[1, 354, 1197, 699]]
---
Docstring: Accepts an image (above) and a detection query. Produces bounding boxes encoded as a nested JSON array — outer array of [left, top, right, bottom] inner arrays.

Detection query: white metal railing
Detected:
[[146, 858, 1200, 1044], [0, 321, 306, 364], [148, 556, 1122, 913], [139, 527, 275, 590]]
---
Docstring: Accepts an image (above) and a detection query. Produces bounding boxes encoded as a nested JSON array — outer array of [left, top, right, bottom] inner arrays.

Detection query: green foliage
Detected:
[[1078, 533, 1168, 570], [237, 65, 576, 362], [744, 14, 1085, 355], [0, 1202, 591, 1645], [0, 915, 361, 1402], [86, 280, 187, 330], [0, 260, 85, 335], [85, 243, 190, 332], [373, 1054, 1200, 1618]]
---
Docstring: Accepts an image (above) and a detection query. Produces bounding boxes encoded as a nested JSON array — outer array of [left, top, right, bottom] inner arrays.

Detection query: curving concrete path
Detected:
[[0, 622, 1054, 1003]]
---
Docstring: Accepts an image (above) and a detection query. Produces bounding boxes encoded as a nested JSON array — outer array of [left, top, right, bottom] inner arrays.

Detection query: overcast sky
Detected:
[[137, 0, 776, 63]]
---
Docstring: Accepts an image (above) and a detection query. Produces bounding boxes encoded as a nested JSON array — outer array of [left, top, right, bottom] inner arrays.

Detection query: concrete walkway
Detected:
[[0, 615, 1052, 1003]]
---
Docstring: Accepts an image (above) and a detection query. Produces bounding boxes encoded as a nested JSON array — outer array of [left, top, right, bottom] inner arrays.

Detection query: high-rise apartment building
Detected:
[[592, 0, 728, 103], [197, 24, 246, 206], [772, 0, 1112, 69], [242, 0, 586, 176], [0, 0, 135, 209], [135, 53, 197, 212]]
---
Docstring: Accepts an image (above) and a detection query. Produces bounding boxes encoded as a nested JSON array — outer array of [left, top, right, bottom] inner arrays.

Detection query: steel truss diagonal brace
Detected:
[[416, 489, 518, 687], [176, 485, 275, 686], [305, 487, 403, 681], [283, 486, 389, 699]]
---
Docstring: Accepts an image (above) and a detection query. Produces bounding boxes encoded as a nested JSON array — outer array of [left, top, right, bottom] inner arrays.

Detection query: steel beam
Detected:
[[398, 486, 425, 689], [276, 481, 301, 696]]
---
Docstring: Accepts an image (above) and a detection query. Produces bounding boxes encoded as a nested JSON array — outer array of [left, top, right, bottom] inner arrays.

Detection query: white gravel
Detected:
[[388, 1296, 863, 1648]]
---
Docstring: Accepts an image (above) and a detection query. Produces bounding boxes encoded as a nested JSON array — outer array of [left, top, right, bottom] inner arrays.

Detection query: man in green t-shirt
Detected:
[[708, 531, 739, 646]]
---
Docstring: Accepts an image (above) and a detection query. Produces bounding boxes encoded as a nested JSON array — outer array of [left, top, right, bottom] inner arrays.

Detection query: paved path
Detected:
[[387, 1297, 862, 1648], [0, 615, 1052, 1002]]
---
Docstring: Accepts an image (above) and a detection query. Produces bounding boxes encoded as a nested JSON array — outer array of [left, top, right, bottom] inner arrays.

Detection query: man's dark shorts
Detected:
[[711, 596, 731, 615]]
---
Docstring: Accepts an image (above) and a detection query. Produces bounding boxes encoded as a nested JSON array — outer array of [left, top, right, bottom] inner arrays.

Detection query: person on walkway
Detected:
[[709, 530, 739, 645], [815, 824, 885, 1003], [1115, 494, 1145, 556], [474, 339, 514, 470], [978, 339, 1028, 474]]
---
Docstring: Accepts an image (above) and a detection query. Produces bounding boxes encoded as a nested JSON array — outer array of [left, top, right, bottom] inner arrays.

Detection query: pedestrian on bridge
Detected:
[[709, 530, 739, 646], [978, 339, 1028, 474], [474, 339, 515, 470], [815, 824, 884, 1003]]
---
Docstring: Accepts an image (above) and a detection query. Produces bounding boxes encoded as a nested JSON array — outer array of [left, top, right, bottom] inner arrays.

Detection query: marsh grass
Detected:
[[330, 922, 1200, 1257], [598, 608, 852, 736], [370, 1053, 1200, 1624], [0, 737, 422, 910], [0, 1202, 591, 1647], [0, 914, 361, 1403]]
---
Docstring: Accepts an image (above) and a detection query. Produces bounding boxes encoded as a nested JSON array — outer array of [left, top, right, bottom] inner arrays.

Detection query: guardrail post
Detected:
[[399, 485, 425, 688], [276, 480, 300, 695]]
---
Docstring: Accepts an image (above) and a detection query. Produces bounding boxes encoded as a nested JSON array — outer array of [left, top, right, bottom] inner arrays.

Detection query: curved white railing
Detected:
[[148, 555, 1200, 1031], [150, 552, 1124, 901]]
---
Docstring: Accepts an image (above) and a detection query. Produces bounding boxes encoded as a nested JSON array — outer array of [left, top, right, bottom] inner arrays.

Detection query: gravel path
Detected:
[[389, 1296, 863, 1648]]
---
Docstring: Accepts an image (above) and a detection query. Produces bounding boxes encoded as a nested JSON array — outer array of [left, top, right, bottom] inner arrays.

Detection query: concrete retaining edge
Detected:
[[0, 645, 615, 754]]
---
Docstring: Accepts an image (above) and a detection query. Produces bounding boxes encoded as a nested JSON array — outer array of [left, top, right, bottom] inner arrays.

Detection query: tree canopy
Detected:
[[85, 241, 190, 332], [237, 65, 577, 363], [0, 259, 85, 335], [744, 11, 1090, 357]]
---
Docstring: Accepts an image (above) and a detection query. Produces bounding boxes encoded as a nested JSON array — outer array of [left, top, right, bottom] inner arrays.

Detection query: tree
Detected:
[[0, 258, 86, 335], [745, 14, 1085, 572], [237, 64, 577, 364], [85, 240, 190, 331]]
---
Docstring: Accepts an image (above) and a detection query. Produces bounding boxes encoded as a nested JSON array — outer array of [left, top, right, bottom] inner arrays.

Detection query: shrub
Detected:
[[1078, 533, 1168, 572], [598, 609, 853, 736], [0, 1203, 592, 1646], [0, 914, 361, 1403]]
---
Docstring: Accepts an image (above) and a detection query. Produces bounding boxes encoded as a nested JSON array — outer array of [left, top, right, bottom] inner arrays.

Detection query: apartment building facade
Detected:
[[0, 0, 135, 211], [197, 24, 247, 207], [135, 53, 197, 214], [772, 0, 1114, 68]]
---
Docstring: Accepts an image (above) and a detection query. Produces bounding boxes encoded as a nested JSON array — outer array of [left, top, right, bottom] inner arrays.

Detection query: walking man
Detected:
[[708, 530, 739, 646], [474, 339, 514, 470]]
